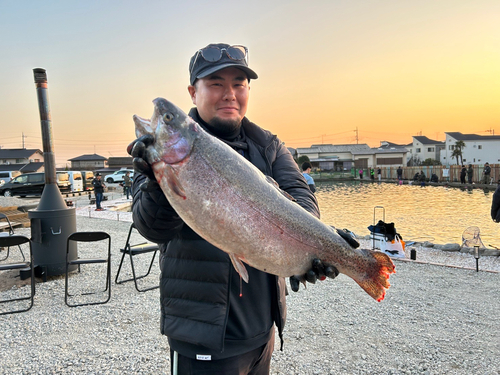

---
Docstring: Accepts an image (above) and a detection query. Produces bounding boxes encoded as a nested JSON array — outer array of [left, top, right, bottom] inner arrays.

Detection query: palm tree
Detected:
[[451, 140, 466, 165]]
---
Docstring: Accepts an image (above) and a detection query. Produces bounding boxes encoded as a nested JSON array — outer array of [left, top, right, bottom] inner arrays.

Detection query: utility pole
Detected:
[[22, 132, 26, 148], [354, 127, 359, 144], [485, 128, 495, 135]]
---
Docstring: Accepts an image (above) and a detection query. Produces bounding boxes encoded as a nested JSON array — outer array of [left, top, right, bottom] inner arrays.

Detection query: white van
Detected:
[[66, 171, 84, 192], [0, 170, 21, 184]]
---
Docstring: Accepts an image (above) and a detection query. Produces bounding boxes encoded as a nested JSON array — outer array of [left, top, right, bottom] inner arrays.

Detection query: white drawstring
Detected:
[[173, 351, 178, 375]]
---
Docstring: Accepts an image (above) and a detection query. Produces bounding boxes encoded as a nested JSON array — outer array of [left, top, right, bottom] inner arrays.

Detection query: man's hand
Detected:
[[289, 259, 339, 292], [127, 134, 159, 192]]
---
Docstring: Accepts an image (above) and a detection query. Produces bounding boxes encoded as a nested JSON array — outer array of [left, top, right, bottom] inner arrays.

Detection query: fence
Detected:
[[312, 164, 499, 184], [370, 164, 499, 183]]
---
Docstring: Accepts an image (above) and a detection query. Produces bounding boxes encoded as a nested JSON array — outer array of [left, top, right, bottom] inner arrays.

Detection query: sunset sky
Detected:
[[1, 0, 499, 167]]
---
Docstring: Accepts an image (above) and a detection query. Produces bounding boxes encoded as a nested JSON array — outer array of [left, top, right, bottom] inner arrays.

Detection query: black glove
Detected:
[[127, 134, 159, 192], [336, 228, 360, 248], [289, 258, 339, 292]]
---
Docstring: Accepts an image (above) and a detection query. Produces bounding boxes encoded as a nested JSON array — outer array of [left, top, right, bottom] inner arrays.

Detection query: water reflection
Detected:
[[316, 181, 498, 245]]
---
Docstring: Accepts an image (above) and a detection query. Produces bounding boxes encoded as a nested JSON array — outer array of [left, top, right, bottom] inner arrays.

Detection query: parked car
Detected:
[[81, 171, 95, 191], [0, 172, 72, 197], [66, 171, 84, 192], [0, 170, 21, 184], [104, 169, 134, 183]]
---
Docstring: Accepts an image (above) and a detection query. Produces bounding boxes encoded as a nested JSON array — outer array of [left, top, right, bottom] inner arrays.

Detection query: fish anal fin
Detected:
[[229, 254, 249, 283], [353, 250, 396, 302], [165, 165, 186, 199]]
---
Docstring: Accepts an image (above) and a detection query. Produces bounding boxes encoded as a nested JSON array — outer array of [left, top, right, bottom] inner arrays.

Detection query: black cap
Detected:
[[189, 43, 258, 85]]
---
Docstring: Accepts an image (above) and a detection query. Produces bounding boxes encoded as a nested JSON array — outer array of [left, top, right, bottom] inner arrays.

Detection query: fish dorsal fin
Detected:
[[229, 254, 249, 283], [265, 175, 296, 202]]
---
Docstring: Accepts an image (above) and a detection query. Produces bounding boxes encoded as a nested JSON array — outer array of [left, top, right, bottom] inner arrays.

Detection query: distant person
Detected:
[[377, 167, 382, 182], [419, 170, 426, 182], [483, 162, 491, 184], [460, 165, 467, 184], [413, 172, 420, 181], [301, 162, 315, 193], [397, 166, 403, 181], [467, 164, 473, 184], [123, 171, 132, 199], [370, 168, 375, 181], [359, 169, 363, 179], [430, 173, 439, 183], [491, 180, 500, 223], [92, 173, 106, 211]]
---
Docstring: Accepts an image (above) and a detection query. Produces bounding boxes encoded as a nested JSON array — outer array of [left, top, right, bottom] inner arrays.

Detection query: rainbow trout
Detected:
[[133, 98, 395, 302]]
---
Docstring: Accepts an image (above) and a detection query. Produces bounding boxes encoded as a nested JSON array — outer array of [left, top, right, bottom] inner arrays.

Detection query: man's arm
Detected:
[[270, 143, 320, 218], [269, 141, 349, 291]]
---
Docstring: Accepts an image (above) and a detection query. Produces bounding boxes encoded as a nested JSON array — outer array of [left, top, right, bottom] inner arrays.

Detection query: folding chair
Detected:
[[65, 231, 111, 307], [115, 223, 159, 292], [0, 235, 35, 315], [0, 213, 25, 262]]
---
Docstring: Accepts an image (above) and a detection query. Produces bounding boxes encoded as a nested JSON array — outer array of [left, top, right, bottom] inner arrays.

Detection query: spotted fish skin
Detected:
[[133, 98, 395, 302]]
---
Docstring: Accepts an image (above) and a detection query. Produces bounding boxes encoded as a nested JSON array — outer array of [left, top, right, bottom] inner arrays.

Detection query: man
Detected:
[[460, 165, 467, 184], [492, 180, 500, 223], [377, 167, 382, 182], [467, 164, 473, 184], [123, 171, 132, 199], [483, 162, 491, 184], [397, 166, 403, 181], [129, 43, 352, 374], [91, 173, 105, 211], [301, 161, 315, 193]]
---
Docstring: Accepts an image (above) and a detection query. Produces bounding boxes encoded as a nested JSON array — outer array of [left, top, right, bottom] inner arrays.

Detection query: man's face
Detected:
[[188, 67, 250, 133]]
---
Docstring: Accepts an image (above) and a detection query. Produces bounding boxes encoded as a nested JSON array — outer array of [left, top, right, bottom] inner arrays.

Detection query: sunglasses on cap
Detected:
[[190, 45, 248, 75]]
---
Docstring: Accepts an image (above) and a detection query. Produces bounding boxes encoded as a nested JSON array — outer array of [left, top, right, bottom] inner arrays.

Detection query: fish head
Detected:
[[133, 98, 198, 166]]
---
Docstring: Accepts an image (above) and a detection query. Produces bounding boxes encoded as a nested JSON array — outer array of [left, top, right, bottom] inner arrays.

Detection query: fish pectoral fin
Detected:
[[165, 165, 186, 199], [265, 176, 296, 202], [229, 254, 249, 283]]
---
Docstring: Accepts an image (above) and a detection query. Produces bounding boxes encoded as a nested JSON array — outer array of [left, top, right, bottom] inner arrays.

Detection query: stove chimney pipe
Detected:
[[33, 68, 67, 210]]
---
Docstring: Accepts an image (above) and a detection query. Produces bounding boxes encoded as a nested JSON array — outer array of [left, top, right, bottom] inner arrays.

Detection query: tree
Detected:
[[422, 158, 441, 166], [451, 140, 466, 165]]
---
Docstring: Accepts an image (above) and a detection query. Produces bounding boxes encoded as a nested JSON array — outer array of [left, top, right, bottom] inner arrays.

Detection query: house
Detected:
[[0, 148, 44, 165], [107, 156, 133, 170], [406, 136, 445, 165], [296, 143, 408, 171], [0, 148, 45, 174], [440, 132, 500, 166], [68, 154, 108, 170]]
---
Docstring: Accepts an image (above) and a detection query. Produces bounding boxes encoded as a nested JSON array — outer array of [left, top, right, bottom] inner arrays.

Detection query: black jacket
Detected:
[[132, 109, 319, 359], [492, 185, 500, 223], [92, 178, 105, 193]]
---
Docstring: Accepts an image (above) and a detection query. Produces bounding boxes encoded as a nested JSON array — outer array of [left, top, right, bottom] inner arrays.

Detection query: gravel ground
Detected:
[[1, 195, 499, 374]]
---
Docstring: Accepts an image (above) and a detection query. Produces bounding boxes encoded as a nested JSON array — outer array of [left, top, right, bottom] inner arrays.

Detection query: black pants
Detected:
[[169, 335, 274, 375]]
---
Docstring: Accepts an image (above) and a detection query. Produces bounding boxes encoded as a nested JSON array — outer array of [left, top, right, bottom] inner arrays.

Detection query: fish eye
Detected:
[[163, 112, 174, 122]]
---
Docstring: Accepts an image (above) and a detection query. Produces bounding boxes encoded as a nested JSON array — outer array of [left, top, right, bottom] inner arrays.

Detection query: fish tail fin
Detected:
[[353, 251, 396, 302]]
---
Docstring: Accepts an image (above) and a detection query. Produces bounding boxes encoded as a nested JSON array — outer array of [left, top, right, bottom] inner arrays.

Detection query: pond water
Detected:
[[316, 181, 499, 246]]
